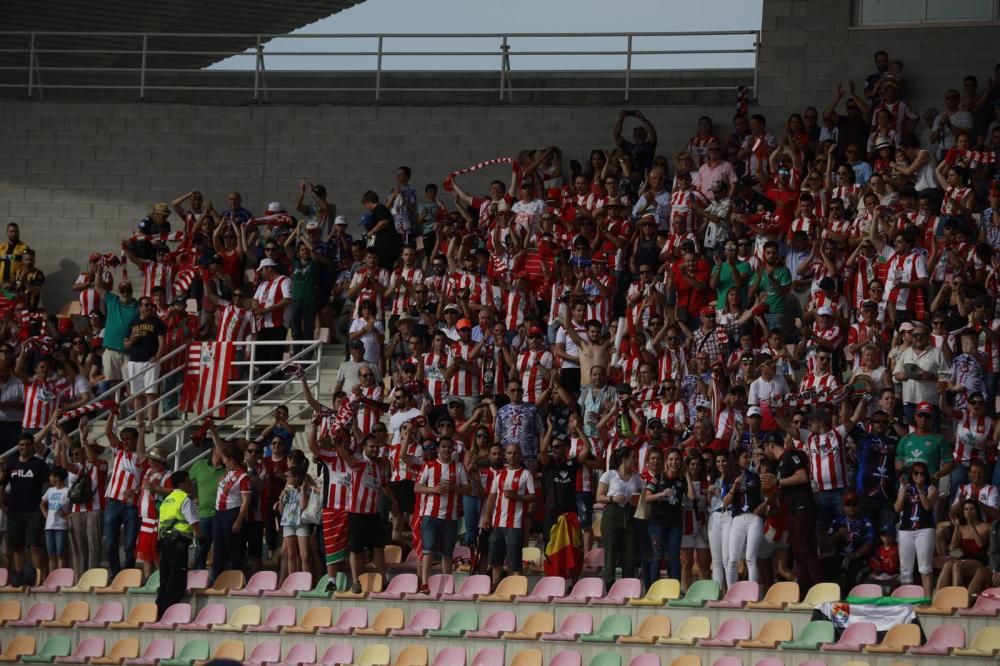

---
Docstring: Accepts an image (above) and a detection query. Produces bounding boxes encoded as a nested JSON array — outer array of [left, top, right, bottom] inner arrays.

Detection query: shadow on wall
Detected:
[[45, 259, 82, 315]]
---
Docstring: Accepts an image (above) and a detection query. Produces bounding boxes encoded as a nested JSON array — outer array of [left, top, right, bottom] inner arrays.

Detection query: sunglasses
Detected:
[[359, 372, 373, 378]]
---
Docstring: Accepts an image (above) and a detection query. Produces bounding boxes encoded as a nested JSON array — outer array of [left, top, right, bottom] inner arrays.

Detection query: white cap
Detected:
[[305, 220, 320, 230], [258, 258, 280, 269], [496, 199, 513, 214], [747, 406, 762, 417], [266, 201, 283, 213], [817, 305, 834, 317], [334, 215, 348, 226]]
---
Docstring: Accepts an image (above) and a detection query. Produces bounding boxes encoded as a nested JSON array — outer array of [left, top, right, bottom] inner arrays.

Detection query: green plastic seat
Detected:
[[299, 573, 332, 598], [336, 571, 349, 592], [22, 637, 72, 663], [779, 620, 835, 650], [669, 579, 722, 608], [127, 570, 160, 595], [580, 614, 632, 643], [427, 610, 479, 637], [588, 653, 622, 666], [159, 640, 210, 666]]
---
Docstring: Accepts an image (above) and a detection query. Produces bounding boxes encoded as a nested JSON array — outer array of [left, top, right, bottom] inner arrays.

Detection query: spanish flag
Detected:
[[544, 512, 583, 578]]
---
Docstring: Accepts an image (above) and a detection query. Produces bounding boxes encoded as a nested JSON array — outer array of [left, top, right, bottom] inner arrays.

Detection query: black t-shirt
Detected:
[[645, 473, 686, 526], [541, 458, 579, 516], [777, 447, 813, 512], [371, 204, 397, 238], [125, 316, 166, 362], [4, 456, 48, 512], [730, 470, 763, 517]]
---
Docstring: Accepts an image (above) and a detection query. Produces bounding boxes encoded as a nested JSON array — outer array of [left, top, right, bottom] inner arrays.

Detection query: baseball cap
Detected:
[[305, 220, 320, 230], [456, 318, 473, 330], [334, 215, 348, 226], [916, 401, 934, 414], [899, 322, 914, 332], [258, 258, 280, 269], [527, 326, 544, 336], [747, 406, 762, 417], [266, 201, 283, 213], [701, 305, 716, 316], [443, 304, 460, 313], [817, 305, 834, 317]]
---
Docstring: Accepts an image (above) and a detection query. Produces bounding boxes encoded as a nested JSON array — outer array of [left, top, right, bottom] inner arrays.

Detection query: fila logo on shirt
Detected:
[[11, 468, 37, 479]]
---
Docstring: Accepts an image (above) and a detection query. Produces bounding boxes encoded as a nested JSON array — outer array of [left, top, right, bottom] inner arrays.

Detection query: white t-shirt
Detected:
[[42, 486, 70, 530], [388, 407, 422, 446], [599, 469, 643, 503], [348, 318, 385, 364]]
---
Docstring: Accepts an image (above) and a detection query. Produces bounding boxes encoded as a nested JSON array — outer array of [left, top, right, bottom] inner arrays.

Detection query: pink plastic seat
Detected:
[[143, 603, 192, 630], [452, 545, 471, 562], [175, 603, 226, 630], [471, 648, 504, 666], [390, 608, 441, 637], [232, 570, 278, 597], [247, 605, 296, 633], [185, 569, 209, 591], [958, 588, 1000, 616], [441, 574, 491, 601], [395, 550, 420, 571], [264, 572, 313, 598], [753, 660, 783, 666], [280, 642, 318, 666], [124, 639, 174, 665], [582, 548, 603, 573], [707, 581, 759, 609], [892, 584, 925, 599], [318, 607, 367, 635], [848, 584, 883, 598], [629, 657, 662, 666], [405, 574, 454, 601], [54, 637, 105, 664], [8, 601, 55, 627], [31, 568, 74, 593], [515, 576, 567, 603], [465, 610, 517, 639], [821, 621, 877, 652], [0, 568, 7, 587], [553, 577, 604, 605], [591, 577, 641, 605], [542, 613, 593, 641], [319, 644, 353, 666], [432, 647, 466, 666], [699, 618, 752, 647], [548, 651, 582, 666], [370, 573, 418, 600], [245, 641, 281, 666], [711, 659, 741, 666], [909, 623, 966, 655], [797, 661, 826, 666], [76, 601, 124, 629]]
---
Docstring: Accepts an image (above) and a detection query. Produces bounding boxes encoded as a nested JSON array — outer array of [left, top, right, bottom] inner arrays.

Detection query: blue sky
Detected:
[[211, 0, 763, 71]]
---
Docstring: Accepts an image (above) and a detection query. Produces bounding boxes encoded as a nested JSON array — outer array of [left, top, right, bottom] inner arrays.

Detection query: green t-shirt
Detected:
[[291, 259, 317, 304], [103, 292, 139, 353], [714, 260, 752, 308], [749, 265, 792, 314], [896, 432, 952, 476], [188, 458, 226, 518]]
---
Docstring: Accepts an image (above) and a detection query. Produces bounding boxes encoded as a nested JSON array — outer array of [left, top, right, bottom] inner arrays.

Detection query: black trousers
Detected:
[[255, 325, 288, 390], [155, 534, 191, 618], [789, 506, 824, 589]]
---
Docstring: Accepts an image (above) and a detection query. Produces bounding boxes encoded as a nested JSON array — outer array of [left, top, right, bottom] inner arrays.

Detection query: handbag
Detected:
[[300, 484, 322, 525], [68, 465, 94, 505]]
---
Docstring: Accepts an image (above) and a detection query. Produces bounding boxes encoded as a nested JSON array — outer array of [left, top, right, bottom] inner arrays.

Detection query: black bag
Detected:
[[68, 465, 94, 505]]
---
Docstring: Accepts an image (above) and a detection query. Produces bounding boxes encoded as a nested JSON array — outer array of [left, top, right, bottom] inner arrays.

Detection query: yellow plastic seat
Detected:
[[738, 619, 793, 649], [479, 575, 528, 602], [393, 645, 428, 666], [747, 581, 799, 610], [670, 657, 701, 666], [629, 578, 681, 606], [508, 649, 543, 666], [658, 616, 711, 646], [198, 570, 245, 596], [787, 582, 840, 611], [620, 615, 671, 644], [503, 612, 555, 640], [865, 623, 922, 654], [40, 600, 89, 628], [282, 606, 333, 633], [214, 604, 261, 632], [916, 586, 969, 615], [953, 627, 1000, 657], [0, 600, 21, 626], [107, 603, 156, 630], [62, 568, 109, 593], [334, 572, 383, 599], [522, 546, 543, 571], [95, 569, 142, 594], [353, 644, 391, 666], [0, 636, 35, 662], [383, 545, 403, 566], [355, 608, 405, 636], [193, 640, 244, 666], [90, 638, 140, 665]]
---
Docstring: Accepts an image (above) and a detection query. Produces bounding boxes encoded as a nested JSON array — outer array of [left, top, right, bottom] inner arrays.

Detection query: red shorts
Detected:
[[322, 508, 348, 566], [136, 528, 158, 563]]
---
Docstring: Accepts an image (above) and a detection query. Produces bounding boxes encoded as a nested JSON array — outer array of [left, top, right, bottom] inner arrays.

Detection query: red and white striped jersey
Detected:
[[804, 189, 829, 220], [349, 268, 389, 318], [669, 189, 708, 234], [318, 448, 352, 511], [253, 276, 291, 328], [422, 351, 450, 405], [74, 272, 102, 316], [355, 384, 384, 434], [216, 304, 255, 342], [105, 447, 141, 504], [489, 466, 536, 528], [953, 483, 999, 509], [138, 465, 165, 520], [70, 460, 108, 512], [549, 282, 574, 327], [849, 255, 880, 310], [714, 408, 743, 450], [799, 372, 841, 392], [787, 216, 816, 242], [688, 134, 716, 167], [448, 341, 480, 397], [953, 410, 992, 466], [568, 436, 595, 492], [682, 480, 707, 535], [141, 261, 174, 299], [805, 323, 844, 374], [941, 186, 972, 216], [832, 184, 862, 211], [516, 350, 554, 403], [632, 386, 659, 409], [388, 440, 422, 483], [884, 250, 928, 313], [22, 378, 58, 430], [388, 267, 424, 315], [802, 425, 848, 491], [500, 291, 529, 331], [658, 345, 688, 381], [418, 459, 469, 520], [583, 275, 616, 324], [645, 400, 687, 438], [848, 321, 889, 368], [216, 469, 250, 510], [347, 454, 389, 514]]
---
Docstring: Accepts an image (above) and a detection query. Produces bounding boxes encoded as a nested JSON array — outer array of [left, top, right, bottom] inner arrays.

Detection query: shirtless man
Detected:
[[561, 309, 612, 390]]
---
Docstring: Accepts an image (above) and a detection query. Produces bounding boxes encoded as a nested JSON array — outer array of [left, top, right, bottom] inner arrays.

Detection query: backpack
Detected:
[[68, 466, 94, 505]]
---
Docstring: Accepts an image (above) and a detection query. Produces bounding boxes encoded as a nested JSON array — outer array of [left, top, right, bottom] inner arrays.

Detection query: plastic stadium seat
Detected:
[[61, 568, 108, 593], [280, 642, 318, 665], [549, 652, 582, 666], [504, 611, 555, 640], [8, 602, 55, 627], [670, 579, 721, 607], [245, 642, 281, 666], [659, 616, 711, 646], [441, 574, 491, 602], [0, 569, 7, 586], [508, 650, 542, 666], [470, 648, 503, 666], [317, 607, 366, 635], [592, 578, 642, 606], [95, 569, 142, 594], [465, 610, 517, 639], [300, 573, 333, 599], [580, 614, 631, 643], [630, 578, 681, 606], [788, 582, 840, 611], [370, 573, 418, 600], [199, 569, 245, 596], [588, 656, 620, 666], [479, 575, 528, 602], [958, 587, 1000, 616], [751, 661, 782, 666], [431, 647, 465, 666], [53, 638, 104, 664], [917, 586, 969, 615], [124, 639, 174, 666], [175, 603, 226, 631], [31, 568, 75, 593], [90, 638, 140, 665], [554, 577, 604, 605], [383, 544, 403, 566], [620, 615, 670, 645], [708, 581, 759, 608], [779, 620, 834, 650], [143, 603, 192, 630], [395, 550, 420, 572], [698, 618, 752, 647], [747, 581, 799, 610], [838, 661, 870, 666], [288, 606, 335, 634], [522, 546, 543, 569], [393, 646, 428, 666], [41, 601, 90, 628], [847, 584, 883, 598], [265, 571, 313, 598], [232, 571, 278, 597], [157, 640, 210, 666], [319, 644, 353, 666], [22, 637, 72, 663], [193, 640, 244, 666], [405, 573, 454, 601], [738, 619, 793, 649], [0, 636, 35, 663], [821, 622, 877, 652], [710, 659, 741, 666], [864, 623, 921, 653], [185, 570, 209, 592], [333, 572, 383, 599], [246, 605, 296, 633], [77, 601, 125, 629], [796, 661, 826, 666], [628, 657, 661, 666], [353, 644, 390, 666], [891, 584, 925, 599], [541, 613, 593, 641], [669, 658, 700, 666], [951, 626, 1000, 657], [127, 570, 159, 595], [516, 576, 567, 603], [427, 609, 478, 638], [582, 548, 603, 574], [0, 600, 20, 625], [391, 609, 440, 637], [355, 607, 405, 637], [909, 624, 965, 655]]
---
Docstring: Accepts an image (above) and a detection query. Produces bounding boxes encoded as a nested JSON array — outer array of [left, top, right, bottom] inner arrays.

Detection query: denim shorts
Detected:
[[420, 516, 458, 557], [488, 527, 524, 569], [45, 529, 67, 557]]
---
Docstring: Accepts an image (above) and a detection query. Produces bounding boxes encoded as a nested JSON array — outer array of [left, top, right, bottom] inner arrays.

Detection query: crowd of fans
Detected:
[[3, 50, 1000, 607]]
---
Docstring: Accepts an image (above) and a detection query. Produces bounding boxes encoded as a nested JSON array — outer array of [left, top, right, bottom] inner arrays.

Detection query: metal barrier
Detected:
[[0, 30, 761, 102]]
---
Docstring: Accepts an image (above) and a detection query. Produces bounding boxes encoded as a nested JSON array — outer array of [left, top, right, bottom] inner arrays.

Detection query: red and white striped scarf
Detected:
[[770, 384, 850, 409], [443, 157, 518, 192]]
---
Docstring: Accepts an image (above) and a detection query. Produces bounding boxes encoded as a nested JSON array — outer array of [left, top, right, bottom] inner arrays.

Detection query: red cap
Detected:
[[701, 305, 716, 316], [545, 187, 562, 201], [591, 252, 607, 263], [457, 318, 473, 330], [916, 401, 934, 414], [527, 326, 544, 336]]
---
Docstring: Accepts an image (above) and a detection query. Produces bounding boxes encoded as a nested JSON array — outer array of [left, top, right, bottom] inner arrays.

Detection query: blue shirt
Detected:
[[852, 426, 899, 499], [103, 292, 140, 353], [827, 515, 875, 557], [850, 160, 873, 186]]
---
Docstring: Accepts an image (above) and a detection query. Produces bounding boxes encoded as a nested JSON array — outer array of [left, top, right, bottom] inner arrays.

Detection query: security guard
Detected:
[[154, 470, 202, 619]]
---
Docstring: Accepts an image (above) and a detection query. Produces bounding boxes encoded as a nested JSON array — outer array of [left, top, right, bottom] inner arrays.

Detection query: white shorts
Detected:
[[282, 524, 313, 538], [103, 349, 129, 381], [126, 361, 159, 396], [682, 528, 709, 550]]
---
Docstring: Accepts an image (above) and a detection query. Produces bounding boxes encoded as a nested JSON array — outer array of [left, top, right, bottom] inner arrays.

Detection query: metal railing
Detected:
[[0, 30, 761, 102]]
